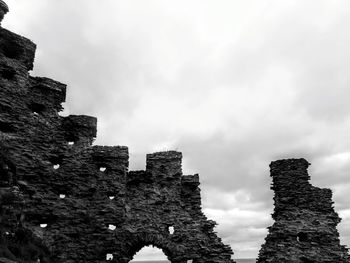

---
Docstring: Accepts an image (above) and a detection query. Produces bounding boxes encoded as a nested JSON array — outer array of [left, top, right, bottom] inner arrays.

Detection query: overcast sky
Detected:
[[4, 0, 350, 260]]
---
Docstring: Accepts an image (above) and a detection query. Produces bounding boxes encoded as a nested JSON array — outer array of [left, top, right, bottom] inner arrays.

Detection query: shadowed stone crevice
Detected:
[[0, 121, 15, 134], [0, 65, 16, 81]]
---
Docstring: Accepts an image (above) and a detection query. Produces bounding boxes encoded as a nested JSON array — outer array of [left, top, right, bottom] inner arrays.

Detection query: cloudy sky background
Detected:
[[4, 0, 350, 260]]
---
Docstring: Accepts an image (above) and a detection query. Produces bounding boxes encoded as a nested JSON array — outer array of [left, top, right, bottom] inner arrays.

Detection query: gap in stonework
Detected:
[[130, 245, 169, 262]]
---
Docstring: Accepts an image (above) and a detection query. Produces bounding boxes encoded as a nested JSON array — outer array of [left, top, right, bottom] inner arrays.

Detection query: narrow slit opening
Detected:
[[168, 226, 174, 235], [108, 224, 116, 230]]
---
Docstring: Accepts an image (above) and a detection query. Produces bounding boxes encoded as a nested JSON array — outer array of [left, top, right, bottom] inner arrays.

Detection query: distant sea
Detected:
[[133, 260, 255, 263]]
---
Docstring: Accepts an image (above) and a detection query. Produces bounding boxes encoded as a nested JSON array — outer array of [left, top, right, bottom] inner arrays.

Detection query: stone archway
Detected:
[[123, 233, 177, 263], [108, 231, 200, 263], [130, 245, 168, 262]]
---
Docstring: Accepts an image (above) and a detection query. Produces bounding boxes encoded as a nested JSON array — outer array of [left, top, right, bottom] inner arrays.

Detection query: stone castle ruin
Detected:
[[0, 2, 233, 262], [257, 159, 350, 263], [0, 2, 349, 263]]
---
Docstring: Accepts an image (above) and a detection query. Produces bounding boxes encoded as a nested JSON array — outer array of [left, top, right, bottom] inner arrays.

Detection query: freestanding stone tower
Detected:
[[0, 3, 233, 263], [257, 159, 350, 263]]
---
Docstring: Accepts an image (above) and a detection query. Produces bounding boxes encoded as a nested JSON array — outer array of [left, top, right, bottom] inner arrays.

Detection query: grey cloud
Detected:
[[212, 1, 350, 122]]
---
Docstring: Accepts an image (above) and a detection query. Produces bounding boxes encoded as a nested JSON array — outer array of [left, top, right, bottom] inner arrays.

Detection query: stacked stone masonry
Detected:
[[257, 159, 350, 263], [0, 2, 234, 263]]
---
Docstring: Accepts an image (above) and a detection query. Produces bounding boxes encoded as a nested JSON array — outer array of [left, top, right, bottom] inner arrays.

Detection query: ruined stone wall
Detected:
[[257, 159, 350, 263], [0, 4, 233, 263]]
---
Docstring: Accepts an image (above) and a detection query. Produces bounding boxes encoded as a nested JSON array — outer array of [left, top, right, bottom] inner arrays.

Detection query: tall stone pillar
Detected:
[[257, 158, 350, 263]]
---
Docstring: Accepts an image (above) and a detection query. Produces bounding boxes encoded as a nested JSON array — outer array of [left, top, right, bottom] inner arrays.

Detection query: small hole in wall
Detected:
[[5, 232, 9, 235], [59, 194, 65, 199], [168, 226, 174, 235], [108, 224, 116, 230], [50, 156, 63, 170], [106, 254, 113, 260], [40, 224, 47, 228], [100, 167, 106, 172], [68, 141, 74, 146], [109, 196, 115, 200]]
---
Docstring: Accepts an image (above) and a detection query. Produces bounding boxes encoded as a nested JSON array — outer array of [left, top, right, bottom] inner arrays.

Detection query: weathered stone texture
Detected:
[[257, 159, 350, 263], [0, 4, 233, 263]]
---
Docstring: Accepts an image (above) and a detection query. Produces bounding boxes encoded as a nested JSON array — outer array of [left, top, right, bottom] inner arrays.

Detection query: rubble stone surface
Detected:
[[257, 159, 350, 263], [0, 3, 233, 263]]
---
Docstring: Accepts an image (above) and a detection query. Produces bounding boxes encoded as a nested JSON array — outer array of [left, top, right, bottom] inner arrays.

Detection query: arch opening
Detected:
[[130, 245, 169, 262]]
